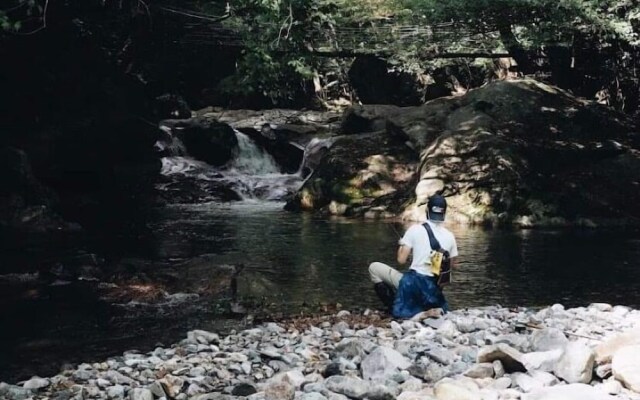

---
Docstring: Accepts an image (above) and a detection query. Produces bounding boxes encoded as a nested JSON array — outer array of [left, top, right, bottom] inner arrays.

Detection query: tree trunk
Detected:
[[497, 22, 535, 75]]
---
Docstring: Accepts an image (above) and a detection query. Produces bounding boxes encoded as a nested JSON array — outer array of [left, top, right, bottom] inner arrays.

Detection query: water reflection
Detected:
[[145, 203, 640, 310], [1, 202, 640, 381]]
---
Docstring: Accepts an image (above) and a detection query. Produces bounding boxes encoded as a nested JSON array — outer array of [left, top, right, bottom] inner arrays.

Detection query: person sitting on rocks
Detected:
[[369, 194, 458, 319]]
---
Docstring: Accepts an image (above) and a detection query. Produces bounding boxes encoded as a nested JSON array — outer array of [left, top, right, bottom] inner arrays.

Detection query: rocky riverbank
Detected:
[[3, 304, 640, 400]]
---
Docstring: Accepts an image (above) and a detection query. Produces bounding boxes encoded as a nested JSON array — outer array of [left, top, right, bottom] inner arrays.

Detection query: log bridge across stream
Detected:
[[156, 5, 514, 60]]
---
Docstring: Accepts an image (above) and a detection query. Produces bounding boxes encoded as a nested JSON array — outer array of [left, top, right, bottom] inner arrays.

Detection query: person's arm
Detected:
[[397, 245, 411, 265], [397, 225, 415, 265], [449, 235, 458, 268]]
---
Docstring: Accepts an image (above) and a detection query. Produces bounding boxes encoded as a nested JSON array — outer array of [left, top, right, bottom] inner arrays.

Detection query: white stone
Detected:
[[553, 341, 594, 384], [512, 372, 542, 392], [531, 328, 569, 352], [434, 378, 479, 400], [22, 377, 49, 390], [612, 345, 640, 393], [521, 349, 563, 372], [437, 320, 459, 339], [600, 379, 622, 395], [595, 327, 640, 364], [523, 383, 616, 400]]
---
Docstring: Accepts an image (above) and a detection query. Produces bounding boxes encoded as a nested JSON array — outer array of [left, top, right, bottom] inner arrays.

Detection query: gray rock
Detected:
[[301, 393, 329, 400], [463, 363, 494, 379], [189, 366, 206, 377], [553, 341, 595, 384], [531, 328, 569, 352], [22, 377, 49, 390], [492, 360, 505, 378], [477, 344, 526, 372], [426, 347, 456, 365], [333, 339, 368, 360], [149, 381, 167, 398], [129, 388, 153, 400], [361, 346, 411, 381], [324, 376, 393, 400], [0, 383, 33, 400], [107, 384, 125, 399], [233, 383, 258, 396], [264, 381, 295, 400]]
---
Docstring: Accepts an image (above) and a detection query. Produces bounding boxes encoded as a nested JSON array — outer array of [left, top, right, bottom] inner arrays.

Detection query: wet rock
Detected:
[[553, 341, 595, 384], [166, 118, 239, 167], [154, 94, 192, 120], [612, 345, 640, 393]]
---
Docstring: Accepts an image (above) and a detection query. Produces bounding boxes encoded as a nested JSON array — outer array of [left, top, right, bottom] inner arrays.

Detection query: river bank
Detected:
[[3, 303, 640, 400]]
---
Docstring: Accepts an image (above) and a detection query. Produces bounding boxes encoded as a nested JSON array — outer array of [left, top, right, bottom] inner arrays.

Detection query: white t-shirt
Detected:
[[399, 220, 458, 276]]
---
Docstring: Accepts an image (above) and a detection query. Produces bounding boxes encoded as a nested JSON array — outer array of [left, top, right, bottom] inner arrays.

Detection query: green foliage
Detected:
[[208, 0, 639, 109]]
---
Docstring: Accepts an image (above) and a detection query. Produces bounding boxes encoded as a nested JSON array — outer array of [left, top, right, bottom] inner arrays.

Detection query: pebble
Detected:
[[2, 304, 640, 400]]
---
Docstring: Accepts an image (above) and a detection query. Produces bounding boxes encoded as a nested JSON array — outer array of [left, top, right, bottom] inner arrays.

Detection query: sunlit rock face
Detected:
[[291, 79, 639, 226]]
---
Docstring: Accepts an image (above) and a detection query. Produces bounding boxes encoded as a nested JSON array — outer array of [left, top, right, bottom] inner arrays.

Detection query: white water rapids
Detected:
[[160, 130, 323, 201]]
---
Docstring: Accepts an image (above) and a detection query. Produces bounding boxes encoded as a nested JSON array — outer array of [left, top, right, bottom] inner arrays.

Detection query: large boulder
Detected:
[[164, 118, 238, 167], [0, 147, 80, 233], [553, 341, 595, 384], [335, 79, 639, 225], [285, 131, 419, 217]]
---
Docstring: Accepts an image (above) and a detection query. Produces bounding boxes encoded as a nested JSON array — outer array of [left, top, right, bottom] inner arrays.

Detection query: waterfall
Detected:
[[226, 131, 281, 175], [159, 129, 304, 202]]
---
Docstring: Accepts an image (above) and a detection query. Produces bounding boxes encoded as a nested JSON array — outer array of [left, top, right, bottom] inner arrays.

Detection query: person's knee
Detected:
[[369, 262, 383, 283]]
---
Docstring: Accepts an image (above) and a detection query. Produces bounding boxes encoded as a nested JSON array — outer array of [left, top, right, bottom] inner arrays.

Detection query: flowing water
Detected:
[[1, 130, 640, 381]]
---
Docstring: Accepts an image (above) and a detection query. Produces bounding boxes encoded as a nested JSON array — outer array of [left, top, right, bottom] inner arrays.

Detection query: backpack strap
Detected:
[[422, 222, 442, 251]]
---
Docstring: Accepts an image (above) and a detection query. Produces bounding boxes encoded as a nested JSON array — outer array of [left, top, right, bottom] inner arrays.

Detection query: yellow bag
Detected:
[[430, 250, 444, 276]]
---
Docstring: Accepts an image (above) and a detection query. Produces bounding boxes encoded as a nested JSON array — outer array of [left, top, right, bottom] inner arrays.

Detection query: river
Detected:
[[1, 130, 640, 382]]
